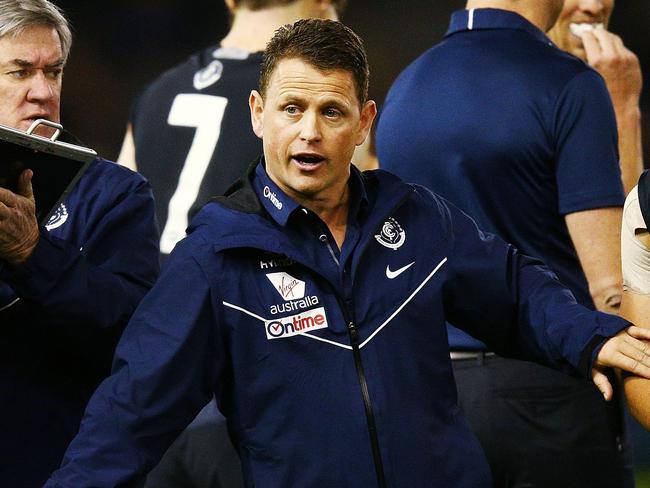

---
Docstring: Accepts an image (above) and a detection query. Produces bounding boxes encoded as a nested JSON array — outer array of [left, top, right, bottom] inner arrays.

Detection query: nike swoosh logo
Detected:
[[386, 261, 415, 279]]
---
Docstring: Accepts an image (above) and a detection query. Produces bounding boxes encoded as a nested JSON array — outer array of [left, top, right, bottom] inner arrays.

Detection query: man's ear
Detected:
[[356, 100, 377, 146], [249, 90, 264, 139]]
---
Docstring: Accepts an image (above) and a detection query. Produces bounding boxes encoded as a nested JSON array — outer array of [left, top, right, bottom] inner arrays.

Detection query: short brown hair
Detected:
[[259, 18, 368, 104]]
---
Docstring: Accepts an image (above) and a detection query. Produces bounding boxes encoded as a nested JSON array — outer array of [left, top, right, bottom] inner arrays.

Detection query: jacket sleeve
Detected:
[[44, 237, 223, 487], [0, 176, 159, 330], [439, 194, 629, 376]]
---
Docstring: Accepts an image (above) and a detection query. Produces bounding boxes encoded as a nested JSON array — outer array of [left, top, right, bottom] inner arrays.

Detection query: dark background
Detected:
[[55, 1, 649, 161]]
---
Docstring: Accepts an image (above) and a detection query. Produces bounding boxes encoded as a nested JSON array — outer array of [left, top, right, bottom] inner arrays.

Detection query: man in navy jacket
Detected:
[[47, 18, 650, 488], [0, 1, 159, 485]]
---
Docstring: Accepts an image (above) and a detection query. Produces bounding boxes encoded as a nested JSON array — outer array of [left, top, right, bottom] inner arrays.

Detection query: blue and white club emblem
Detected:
[[374, 217, 406, 250], [45, 203, 68, 231], [193, 60, 224, 90]]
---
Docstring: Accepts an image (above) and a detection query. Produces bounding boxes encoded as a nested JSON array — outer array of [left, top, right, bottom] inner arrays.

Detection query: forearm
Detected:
[[2, 232, 156, 328], [1, 179, 159, 329], [621, 291, 650, 429], [565, 207, 623, 314], [614, 104, 643, 196]]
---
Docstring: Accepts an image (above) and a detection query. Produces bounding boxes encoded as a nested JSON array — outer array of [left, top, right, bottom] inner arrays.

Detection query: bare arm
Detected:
[[565, 207, 623, 314], [117, 124, 138, 171], [619, 191, 650, 428], [582, 30, 643, 195], [620, 288, 650, 428]]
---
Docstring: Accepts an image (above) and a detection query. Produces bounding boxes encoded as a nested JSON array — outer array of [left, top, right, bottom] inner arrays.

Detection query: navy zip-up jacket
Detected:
[[0, 158, 159, 487], [47, 161, 628, 488]]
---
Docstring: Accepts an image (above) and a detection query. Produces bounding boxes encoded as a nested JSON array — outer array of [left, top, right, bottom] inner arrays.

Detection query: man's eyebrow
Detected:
[[6, 58, 65, 68]]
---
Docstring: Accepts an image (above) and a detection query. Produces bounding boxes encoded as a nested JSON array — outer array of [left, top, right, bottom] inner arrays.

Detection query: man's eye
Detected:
[[285, 106, 299, 115], [8, 70, 29, 79], [324, 108, 341, 118], [46, 69, 62, 79]]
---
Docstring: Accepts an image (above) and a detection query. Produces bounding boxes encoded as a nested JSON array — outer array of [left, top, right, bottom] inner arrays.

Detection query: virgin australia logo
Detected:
[[266, 272, 305, 300], [375, 217, 405, 250], [45, 203, 68, 231], [263, 186, 283, 210]]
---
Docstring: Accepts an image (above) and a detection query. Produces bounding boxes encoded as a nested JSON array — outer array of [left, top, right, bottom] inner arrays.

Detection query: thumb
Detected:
[[592, 368, 613, 401], [17, 169, 34, 202]]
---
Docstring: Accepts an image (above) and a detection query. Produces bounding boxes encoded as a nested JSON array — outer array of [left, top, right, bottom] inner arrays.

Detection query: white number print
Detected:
[[160, 94, 228, 254]]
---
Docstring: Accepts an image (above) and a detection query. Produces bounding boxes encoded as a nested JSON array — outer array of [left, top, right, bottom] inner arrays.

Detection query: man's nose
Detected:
[[578, 0, 606, 16], [26, 72, 55, 102], [299, 111, 322, 142]]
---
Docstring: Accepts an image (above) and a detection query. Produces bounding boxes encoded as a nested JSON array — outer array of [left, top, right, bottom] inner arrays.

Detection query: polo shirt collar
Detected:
[[254, 161, 300, 226], [253, 159, 368, 227], [445, 8, 552, 46]]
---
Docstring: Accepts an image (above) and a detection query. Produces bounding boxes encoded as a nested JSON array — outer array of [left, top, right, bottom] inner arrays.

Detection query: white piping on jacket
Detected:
[[222, 257, 448, 350]]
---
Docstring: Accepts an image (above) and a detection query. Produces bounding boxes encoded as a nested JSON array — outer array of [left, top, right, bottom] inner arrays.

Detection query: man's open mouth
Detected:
[[293, 154, 325, 165]]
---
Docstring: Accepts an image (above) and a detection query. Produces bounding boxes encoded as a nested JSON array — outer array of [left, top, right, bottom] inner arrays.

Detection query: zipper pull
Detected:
[[348, 321, 359, 346]]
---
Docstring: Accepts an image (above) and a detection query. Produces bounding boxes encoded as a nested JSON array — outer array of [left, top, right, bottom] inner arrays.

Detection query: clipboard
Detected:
[[0, 120, 96, 225]]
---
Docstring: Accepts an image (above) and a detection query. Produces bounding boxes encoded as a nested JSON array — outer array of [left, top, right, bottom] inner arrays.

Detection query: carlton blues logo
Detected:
[[374, 217, 406, 250], [45, 203, 68, 231], [265, 307, 328, 340]]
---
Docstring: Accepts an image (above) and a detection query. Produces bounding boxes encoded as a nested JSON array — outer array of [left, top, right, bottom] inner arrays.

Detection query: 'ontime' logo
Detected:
[[263, 186, 283, 210], [265, 307, 328, 340]]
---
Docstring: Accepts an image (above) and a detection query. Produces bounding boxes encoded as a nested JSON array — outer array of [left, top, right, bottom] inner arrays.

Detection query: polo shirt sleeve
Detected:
[[552, 69, 624, 215]]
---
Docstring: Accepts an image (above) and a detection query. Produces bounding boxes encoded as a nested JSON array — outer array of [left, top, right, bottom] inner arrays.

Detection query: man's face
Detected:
[[0, 25, 63, 135], [249, 57, 375, 207], [548, 0, 614, 59]]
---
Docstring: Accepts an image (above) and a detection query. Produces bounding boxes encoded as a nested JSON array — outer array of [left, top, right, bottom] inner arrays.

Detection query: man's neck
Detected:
[[221, 4, 336, 53], [302, 185, 350, 251], [465, 1, 558, 32]]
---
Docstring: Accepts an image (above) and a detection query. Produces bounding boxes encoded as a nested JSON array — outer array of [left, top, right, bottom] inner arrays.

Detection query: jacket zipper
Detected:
[[320, 190, 414, 487], [345, 303, 387, 488], [322, 230, 387, 487]]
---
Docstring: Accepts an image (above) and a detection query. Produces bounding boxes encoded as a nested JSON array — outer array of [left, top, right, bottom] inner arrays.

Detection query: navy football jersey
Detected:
[[131, 46, 263, 255]]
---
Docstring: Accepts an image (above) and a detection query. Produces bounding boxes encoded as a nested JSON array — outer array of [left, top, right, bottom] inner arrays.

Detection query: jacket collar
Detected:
[[205, 159, 410, 263], [217, 157, 369, 228], [445, 8, 553, 46]]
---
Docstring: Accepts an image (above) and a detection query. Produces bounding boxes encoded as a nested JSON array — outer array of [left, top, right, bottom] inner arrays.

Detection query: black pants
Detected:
[[453, 355, 635, 488]]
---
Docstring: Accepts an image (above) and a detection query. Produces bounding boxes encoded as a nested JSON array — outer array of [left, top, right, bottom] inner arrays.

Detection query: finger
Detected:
[[591, 368, 613, 400], [626, 325, 650, 341], [590, 29, 619, 59], [581, 31, 602, 63], [0, 201, 10, 220], [17, 169, 34, 201], [610, 34, 627, 57], [617, 338, 650, 367], [612, 352, 650, 379], [0, 187, 17, 205]]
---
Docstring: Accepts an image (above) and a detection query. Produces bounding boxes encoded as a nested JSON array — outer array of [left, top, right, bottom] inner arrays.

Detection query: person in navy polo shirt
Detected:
[[0, 1, 159, 485], [548, 0, 643, 196], [377, 0, 632, 486], [46, 18, 650, 488]]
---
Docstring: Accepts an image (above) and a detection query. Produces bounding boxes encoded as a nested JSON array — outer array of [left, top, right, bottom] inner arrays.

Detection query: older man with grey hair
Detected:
[[0, 1, 159, 485]]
